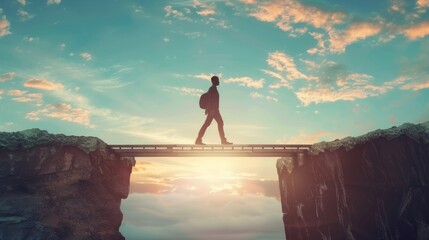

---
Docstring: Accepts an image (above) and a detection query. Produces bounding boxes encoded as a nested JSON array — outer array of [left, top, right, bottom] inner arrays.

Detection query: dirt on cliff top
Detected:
[[310, 121, 429, 155], [0, 128, 108, 153]]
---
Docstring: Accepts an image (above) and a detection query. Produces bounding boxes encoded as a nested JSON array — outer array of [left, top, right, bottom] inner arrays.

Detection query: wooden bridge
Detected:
[[109, 144, 312, 157]]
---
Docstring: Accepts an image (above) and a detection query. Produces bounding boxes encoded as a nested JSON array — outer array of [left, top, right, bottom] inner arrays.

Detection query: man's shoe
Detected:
[[195, 139, 206, 145], [221, 139, 233, 145]]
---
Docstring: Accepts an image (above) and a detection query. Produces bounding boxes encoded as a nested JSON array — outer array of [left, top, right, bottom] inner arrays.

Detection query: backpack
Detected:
[[199, 92, 209, 109]]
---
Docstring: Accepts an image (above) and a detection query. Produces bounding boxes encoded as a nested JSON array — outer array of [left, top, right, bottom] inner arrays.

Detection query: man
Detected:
[[195, 76, 232, 145]]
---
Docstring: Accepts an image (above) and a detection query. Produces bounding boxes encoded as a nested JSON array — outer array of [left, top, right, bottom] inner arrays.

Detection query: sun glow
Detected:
[[130, 157, 280, 197]]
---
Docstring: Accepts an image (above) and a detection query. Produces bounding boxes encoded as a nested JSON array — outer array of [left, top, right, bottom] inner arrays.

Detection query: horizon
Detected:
[[1, 0, 428, 239]]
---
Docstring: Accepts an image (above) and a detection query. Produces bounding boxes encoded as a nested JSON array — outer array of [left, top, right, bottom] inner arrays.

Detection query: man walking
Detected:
[[195, 76, 232, 145]]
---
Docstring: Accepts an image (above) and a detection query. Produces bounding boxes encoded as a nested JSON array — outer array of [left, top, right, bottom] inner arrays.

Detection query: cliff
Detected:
[[277, 121, 429, 240], [0, 129, 135, 240]]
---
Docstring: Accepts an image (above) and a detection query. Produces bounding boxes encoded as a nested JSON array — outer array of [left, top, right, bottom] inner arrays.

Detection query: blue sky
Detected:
[[1, 0, 429, 239]]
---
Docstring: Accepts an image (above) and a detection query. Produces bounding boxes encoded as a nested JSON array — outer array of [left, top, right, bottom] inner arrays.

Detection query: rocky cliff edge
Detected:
[[277, 121, 429, 240], [0, 129, 135, 240]]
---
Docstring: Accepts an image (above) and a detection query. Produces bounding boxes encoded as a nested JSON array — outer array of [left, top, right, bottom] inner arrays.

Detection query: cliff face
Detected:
[[277, 122, 429, 240], [0, 129, 134, 240]]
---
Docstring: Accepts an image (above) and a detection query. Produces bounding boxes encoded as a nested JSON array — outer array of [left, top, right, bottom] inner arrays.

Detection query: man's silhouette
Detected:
[[195, 76, 232, 145]]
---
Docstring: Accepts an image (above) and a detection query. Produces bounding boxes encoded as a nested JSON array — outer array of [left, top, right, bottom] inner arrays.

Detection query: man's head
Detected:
[[211, 76, 220, 86]]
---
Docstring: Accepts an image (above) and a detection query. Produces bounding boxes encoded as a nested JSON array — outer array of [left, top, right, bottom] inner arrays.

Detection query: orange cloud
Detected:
[[266, 51, 314, 81], [250, 3, 284, 22], [402, 20, 429, 39], [238, 0, 256, 4], [329, 22, 382, 53], [12, 93, 43, 105], [261, 69, 291, 89], [295, 84, 388, 105], [307, 32, 327, 55], [24, 79, 64, 90], [197, 9, 215, 16], [26, 103, 91, 126], [0, 16, 11, 37], [400, 80, 429, 91], [7, 89, 27, 96], [417, 0, 429, 10], [248, 0, 345, 31], [8, 90, 43, 105]]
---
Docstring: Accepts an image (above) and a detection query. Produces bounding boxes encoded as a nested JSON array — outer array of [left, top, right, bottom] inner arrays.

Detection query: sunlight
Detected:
[[129, 157, 280, 197]]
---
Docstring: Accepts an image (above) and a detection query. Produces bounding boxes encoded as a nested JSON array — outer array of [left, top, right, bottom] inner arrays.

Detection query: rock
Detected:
[[0, 129, 134, 240], [277, 121, 429, 240]]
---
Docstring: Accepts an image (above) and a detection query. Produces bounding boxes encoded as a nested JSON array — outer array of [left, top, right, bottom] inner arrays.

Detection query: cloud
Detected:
[[120, 193, 284, 240], [307, 32, 328, 55], [295, 64, 391, 105], [80, 52, 93, 61], [250, 92, 278, 102], [26, 103, 91, 126], [416, 0, 429, 12], [18, 10, 34, 21], [247, 0, 345, 32], [193, 0, 217, 16], [238, 0, 256, 4], [7, 89, 27, 96], [17, 0, 26, 5], [47, 0, 61, 5], [386, 76, 429, 91], [402, 20, 429, 39], [8, 90, 43, 105], [23, 36, 39, 42], [0, 15, 11, 37], [401, 80, 429, 90], [261, 69, 291, 89], [300, 59, 319, 69], [130, 176, 280, 199], [224, 77, 264, 89], [163, 37, 170, 43], [24, 79, 64, 91], [0, 72, 16, 82], [266, 51, 314, 81], [173, 87, 205, 97], [264, 51, 400, 105], [190, 73, 222, 81], [12, 93, 43, 105], [197, 9, 216, 16], [164, 5, 192, 22], [328, 22, 382, 53], [130, 182, 171, 194], [184, 32, 206, 39], [90, 78, 133, 92], [278, 130, 341, 144], [129, 157, 281, 199], [295, 82, 389, 106]]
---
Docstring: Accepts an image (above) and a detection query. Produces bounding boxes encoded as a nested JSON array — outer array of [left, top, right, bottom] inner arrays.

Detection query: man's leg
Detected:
[[196, 114, 214, 143], [213, 111, 225, 141]]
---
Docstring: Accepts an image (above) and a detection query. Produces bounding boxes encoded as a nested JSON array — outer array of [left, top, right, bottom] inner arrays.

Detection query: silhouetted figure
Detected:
[[195, 76, 232, 145]]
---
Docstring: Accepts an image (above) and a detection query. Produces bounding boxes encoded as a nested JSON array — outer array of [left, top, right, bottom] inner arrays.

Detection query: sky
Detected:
[[1, 0, 429, 239]]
